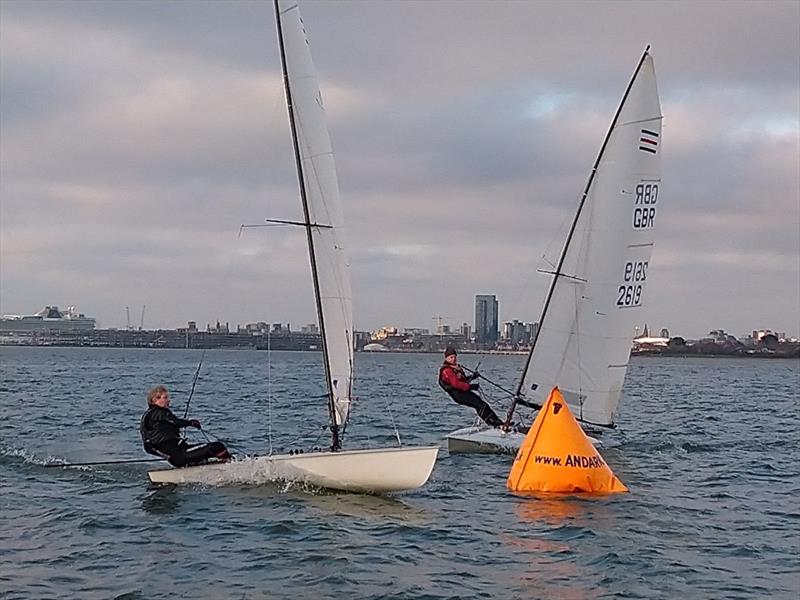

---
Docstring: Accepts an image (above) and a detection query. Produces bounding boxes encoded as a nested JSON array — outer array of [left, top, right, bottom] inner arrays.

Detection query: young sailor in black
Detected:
[[140, 386, 231, 467]]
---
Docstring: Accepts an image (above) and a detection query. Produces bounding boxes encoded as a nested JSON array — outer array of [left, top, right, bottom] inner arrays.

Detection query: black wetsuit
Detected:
[[438, 363, 504, 428], [140, 405, 228, 467]]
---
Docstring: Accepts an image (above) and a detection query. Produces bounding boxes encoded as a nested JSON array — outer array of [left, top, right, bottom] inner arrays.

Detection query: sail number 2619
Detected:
[[633, 183, 658, 229], [616, 260, 648, 307]]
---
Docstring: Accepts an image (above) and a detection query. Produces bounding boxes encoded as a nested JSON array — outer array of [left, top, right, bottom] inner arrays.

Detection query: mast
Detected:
[[504, 46, 652, 429], [274, 0, 341, 450]]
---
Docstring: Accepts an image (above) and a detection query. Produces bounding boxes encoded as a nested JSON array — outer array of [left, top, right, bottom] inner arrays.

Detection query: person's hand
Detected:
[[470, 371, 480, 381], [189, 419, 202, 429], [469, 383, 480, 391]]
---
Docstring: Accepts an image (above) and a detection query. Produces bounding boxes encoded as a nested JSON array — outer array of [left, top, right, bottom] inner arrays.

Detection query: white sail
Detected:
[[518, 53, 662, 426], [278, 0, 354, 427], [147, 2, 439, 492]]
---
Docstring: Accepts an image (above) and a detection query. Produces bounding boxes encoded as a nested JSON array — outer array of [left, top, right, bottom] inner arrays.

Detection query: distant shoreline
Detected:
[[629, 351, 799, 360], [1, 343, 797, 359]]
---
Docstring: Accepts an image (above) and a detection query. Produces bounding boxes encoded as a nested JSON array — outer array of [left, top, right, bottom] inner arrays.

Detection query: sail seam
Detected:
[[617, 115, 664, 127]]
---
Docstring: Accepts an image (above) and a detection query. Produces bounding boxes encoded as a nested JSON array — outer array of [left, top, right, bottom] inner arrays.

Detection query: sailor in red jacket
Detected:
[[438, 346, 503, 428]]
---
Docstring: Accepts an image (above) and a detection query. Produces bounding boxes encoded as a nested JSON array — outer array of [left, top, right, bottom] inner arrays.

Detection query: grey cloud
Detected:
[[1, 0, 798, 338]]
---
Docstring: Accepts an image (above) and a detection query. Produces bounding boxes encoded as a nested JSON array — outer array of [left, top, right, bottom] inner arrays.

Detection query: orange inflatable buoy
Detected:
[[507, 387, 628, 494]]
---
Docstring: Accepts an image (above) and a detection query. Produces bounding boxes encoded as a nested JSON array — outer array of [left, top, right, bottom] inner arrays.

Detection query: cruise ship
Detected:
[[0, 306, 96, 332]]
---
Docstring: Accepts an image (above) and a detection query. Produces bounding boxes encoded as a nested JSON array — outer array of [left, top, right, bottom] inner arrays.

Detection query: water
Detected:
[[1, 347, 798, 599]]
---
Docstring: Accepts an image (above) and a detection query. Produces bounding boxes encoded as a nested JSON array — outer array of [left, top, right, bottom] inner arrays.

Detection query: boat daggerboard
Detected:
[[507, 387, 627, 493], [516, 50, 662, 427], [277, 0, 354, 431]]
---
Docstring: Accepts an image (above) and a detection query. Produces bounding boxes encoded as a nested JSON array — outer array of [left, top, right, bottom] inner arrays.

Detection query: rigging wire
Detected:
[[574, 281, 585, 422], [44, 458, 164, 468], [182, 350, 206, 419], [385, 402, 402, 447], [462, 365, 517, 399], [267, 328, 273, 456], [195, 427, 249, 457], [502, 193, 578, 333], [278, 422, 329, 452], [477, 379, 534, 430]]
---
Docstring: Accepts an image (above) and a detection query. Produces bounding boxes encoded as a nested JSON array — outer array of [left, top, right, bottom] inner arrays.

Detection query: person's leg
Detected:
[[180, 441, 231, 467], [477, 401, 503, 427], [155, 439, 188, 467], [143, 443, 170, 459], [152, 439, 228, 467], [450, 391, 503, 427]]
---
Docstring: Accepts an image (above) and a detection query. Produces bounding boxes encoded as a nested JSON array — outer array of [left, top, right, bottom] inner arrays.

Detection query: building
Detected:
[[300, 323, 319, 334], [0, 305, 96, 333], [499, 319, 538, 349], [502, 319, 537, 346], [371, 326, 399, 340], [752, 329, 786, 342], [474, 294, 499, 347], [527, 321, 539, 343]]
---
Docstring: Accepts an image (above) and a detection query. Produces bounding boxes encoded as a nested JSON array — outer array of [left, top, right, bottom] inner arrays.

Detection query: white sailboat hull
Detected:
[[446, 425, 600, 455], [446, 426, 526, 455], [148, 445, 439, 493]]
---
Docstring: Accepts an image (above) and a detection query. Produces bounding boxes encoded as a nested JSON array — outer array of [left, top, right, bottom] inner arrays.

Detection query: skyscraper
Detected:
[[474, 295, 499, 347]]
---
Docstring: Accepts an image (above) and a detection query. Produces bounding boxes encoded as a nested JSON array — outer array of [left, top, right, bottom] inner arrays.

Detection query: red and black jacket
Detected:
[[438, 363, 473, 393]]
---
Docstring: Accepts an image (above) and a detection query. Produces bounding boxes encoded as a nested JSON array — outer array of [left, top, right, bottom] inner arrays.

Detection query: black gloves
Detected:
[[469, 383, 480, 391], [189, 419, 202, 429], [469, 371, 480, 381]]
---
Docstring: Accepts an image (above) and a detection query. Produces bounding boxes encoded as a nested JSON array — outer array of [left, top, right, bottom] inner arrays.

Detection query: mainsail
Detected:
[[515, 50, 662, 427], [276, 0, 354, 437], [145, 1, 439, 491]]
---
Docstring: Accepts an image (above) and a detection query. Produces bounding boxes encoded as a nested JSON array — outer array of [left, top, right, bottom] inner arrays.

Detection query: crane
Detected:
[[139, 305, 146, 331], [125, 306, 131, 330]]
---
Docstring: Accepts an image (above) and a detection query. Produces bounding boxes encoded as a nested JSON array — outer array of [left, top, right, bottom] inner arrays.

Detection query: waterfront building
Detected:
[[474, 295, 499, 347], [301, 323, 319, 334]]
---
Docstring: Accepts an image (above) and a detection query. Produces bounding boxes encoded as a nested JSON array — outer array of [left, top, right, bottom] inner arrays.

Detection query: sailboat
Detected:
[[148, 0, 439, 492], [447, 47, 663, 454]]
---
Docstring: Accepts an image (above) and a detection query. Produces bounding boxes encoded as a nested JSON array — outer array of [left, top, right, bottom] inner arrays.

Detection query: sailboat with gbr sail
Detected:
[[447, 47, 663, 454], [148, 0, 439, 491]]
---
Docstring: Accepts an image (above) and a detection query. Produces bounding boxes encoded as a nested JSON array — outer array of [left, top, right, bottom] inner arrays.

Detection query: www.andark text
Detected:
[[533, 454, 606, 468]]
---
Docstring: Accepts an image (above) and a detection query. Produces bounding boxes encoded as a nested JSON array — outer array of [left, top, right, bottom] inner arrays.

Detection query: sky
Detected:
[[1, 0, 798, 339]]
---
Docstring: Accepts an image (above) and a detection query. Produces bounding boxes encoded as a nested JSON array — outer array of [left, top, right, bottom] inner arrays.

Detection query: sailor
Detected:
[[438, 347, 504, 428], [140, 385, 231, 467]]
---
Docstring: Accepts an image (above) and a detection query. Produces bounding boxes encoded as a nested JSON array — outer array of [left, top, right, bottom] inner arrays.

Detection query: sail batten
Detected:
[[276, 0, 354, 437], [514, 49, 662, 427]]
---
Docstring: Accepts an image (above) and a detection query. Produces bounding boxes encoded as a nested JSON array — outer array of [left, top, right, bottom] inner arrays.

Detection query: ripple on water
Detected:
[[1, 349, 799, 599]]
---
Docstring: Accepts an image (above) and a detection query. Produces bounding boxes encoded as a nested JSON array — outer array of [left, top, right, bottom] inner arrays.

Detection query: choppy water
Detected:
[[1, 347, 798, 599]]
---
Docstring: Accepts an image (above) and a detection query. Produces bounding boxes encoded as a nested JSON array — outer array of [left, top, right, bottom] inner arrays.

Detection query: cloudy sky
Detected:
[[1, 0, 798, 338]]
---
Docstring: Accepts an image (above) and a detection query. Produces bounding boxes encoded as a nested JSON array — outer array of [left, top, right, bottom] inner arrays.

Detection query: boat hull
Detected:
[[148, 445, 439, 493], [446, 425, 600, 455], [446, 426, 526, 455]]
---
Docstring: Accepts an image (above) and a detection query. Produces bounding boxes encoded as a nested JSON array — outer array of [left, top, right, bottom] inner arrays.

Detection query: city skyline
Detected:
[[1, 1, 798, 340], [3, 299, 788, 344]]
